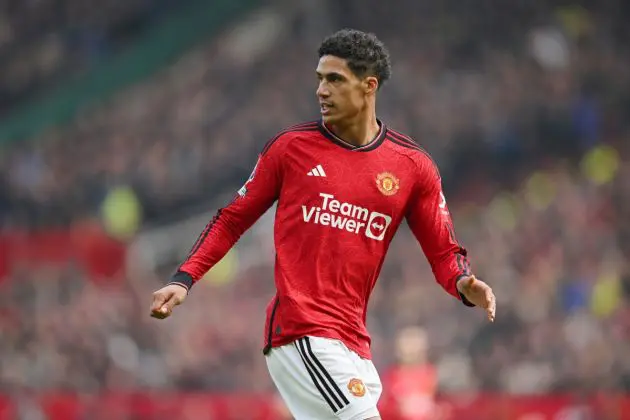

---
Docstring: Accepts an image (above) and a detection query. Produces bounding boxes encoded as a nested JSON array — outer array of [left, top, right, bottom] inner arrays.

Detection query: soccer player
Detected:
[[150, 29, 496, 420]]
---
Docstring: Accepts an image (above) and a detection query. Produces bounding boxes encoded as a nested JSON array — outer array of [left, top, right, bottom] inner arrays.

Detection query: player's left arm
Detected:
[[405, 159, 496, 321]]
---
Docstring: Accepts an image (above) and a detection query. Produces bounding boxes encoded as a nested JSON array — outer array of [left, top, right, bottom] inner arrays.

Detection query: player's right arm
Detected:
[[150, 134, 286, 319]]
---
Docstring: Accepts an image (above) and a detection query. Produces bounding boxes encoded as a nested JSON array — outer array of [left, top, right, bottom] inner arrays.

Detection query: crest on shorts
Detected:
[[347, 378, 366, 397], [376, 172, 400, 196]]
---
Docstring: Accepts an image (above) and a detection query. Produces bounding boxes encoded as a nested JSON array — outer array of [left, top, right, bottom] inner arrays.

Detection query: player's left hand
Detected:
[[457, 275, 496, 322]]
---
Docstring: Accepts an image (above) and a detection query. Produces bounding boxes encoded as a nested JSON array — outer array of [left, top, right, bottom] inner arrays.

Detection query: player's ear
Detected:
[[364, 76, 378, 95]]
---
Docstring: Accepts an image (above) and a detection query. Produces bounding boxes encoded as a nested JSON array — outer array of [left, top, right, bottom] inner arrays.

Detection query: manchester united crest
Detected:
[[347, 378, 366, 397], [376, 172, 400, 196]]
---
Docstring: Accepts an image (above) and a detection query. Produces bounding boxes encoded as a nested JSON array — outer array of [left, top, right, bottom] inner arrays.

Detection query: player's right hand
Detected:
[[150, 284, 188, 319]]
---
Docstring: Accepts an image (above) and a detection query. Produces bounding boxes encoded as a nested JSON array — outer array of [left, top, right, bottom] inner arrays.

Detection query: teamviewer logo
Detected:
[[365, 212, 392, 241], [301, 193, 393, 242]]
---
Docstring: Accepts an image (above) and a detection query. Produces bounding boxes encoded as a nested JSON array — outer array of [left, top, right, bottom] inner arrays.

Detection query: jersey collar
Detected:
[[318, 119, 387, 152]]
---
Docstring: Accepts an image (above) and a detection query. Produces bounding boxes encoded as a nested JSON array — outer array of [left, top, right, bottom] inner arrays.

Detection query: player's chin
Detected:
[[320, 112, 340, 124]]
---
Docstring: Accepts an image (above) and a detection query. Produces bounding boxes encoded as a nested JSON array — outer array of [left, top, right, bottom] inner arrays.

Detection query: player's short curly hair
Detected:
[[318, 29, 392, 89]]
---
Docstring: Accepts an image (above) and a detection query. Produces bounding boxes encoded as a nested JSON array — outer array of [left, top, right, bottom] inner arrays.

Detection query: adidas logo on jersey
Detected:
[[307, 165, 327, 177], [302, 193, 392, 241]]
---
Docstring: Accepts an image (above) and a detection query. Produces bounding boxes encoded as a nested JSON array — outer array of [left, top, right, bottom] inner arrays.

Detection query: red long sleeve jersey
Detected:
[[171, 120, 473, 360]]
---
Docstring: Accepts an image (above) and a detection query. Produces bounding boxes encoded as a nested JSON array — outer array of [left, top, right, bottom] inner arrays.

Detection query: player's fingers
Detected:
[[160, 295, 181, 315], [150, 304, 172, 319], [486, 289, 496, 322], [150, 292, 167, 312], [151, 290, 178, 319], [150, 310, 167, 319]]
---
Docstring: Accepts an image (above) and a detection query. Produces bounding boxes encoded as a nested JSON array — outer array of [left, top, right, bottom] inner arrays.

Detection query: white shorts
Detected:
[[265, 336, 382, 420]]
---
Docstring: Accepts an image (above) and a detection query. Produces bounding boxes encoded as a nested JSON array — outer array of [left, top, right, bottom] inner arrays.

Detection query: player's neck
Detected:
[[327, 113, 380, 148]]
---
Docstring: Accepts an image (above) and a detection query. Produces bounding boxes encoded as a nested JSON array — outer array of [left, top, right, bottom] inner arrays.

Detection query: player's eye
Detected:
[[328, 74, 343, 83]]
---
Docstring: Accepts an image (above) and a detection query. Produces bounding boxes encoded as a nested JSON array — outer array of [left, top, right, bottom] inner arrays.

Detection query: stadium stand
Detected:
[[1, 0, 630, 418]]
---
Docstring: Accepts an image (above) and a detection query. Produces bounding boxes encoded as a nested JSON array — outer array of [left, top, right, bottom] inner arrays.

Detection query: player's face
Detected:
[[316, 55, 377, 124]]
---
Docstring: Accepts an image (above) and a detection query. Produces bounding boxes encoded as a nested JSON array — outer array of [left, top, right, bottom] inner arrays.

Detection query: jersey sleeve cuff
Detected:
[[169, 270, 194, 291], [456, 274, 475, 307]]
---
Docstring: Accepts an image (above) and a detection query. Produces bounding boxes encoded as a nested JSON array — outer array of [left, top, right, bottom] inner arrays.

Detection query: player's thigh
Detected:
[[350, 351, 382, 405], [265, 336, 381, 420]]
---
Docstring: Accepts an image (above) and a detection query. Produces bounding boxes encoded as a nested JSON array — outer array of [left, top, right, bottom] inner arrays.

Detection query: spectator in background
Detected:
[[0, 0, 182, 115], [381, 327, 438, 420]]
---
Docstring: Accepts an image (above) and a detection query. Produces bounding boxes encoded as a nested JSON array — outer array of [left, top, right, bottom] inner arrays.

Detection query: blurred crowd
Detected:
[[2, 147, 629, 398], [4, 0, 630, 228], [1, 0, 630, 405], [0, 0, 183, 115]]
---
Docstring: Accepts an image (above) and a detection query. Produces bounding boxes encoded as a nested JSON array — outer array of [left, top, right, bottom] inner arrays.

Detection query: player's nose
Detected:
[[316, 82, 330, 98]]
